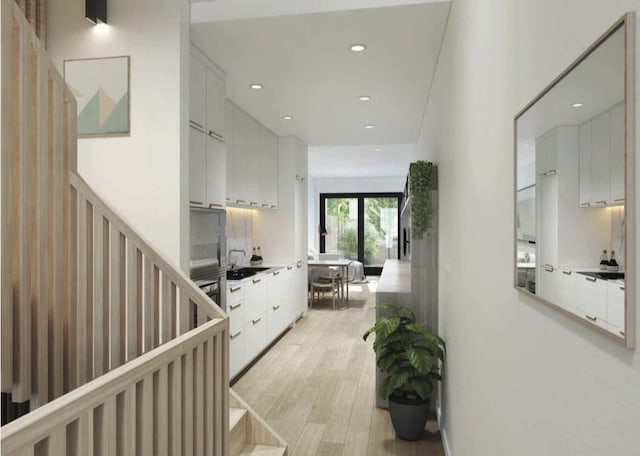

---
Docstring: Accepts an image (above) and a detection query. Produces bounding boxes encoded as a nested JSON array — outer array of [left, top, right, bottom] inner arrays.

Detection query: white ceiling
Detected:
[[190, 1, 450, 178]]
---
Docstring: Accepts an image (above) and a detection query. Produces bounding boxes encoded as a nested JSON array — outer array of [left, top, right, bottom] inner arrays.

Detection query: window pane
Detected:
[[364, 197, 398, 267], [324, 197, 358, 260]]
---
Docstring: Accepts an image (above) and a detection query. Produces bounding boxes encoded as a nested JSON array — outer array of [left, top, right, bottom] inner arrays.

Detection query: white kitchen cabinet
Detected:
[[267, 299, 289, 341], [245, 274, 268, 319], [229, 327, 245, 378], [556, 268, 576, 312], [575, 274, 608, 329], [206, 70, 225, 139], [246, 117, 262, 208], [609, 102, 625, 204], [189, 54, 206, 130], [536, 171, 558, 269], [259, 126, 279, 209], [578, 122, 592, 207], [245, 312, 268, 362], [537, 265, 559, 305], [535, 131, 557, 177], [590, 110, 611, 207], [607, 281, 625, 337], [189, 125, 206, 206], [205, 135, 226, 208], [227, 284, 245, 332], [232, 106, 249, 205], [225, 100, 235, 203]]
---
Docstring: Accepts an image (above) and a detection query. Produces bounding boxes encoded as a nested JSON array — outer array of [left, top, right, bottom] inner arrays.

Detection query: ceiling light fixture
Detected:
[[571, 102, 584, 108], [86, 0, 107, 24], [250, 83, 264, 90], [358, 95, 372, 101], [349, 44, 367, 52], [375, 148, 381, 151], [282, 115, 293, 120], [364, 124, 375, 129]]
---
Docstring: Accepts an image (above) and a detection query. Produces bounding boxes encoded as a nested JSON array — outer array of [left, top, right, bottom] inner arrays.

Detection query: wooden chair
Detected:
[[309, 267, 342, 309]]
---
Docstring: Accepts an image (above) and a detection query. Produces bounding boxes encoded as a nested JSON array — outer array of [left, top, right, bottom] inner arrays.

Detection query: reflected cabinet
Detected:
[[514, 13, 636, 347]]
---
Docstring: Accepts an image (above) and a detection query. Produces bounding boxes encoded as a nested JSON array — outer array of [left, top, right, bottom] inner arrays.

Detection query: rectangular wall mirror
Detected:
[[514, 13, 636, 348]]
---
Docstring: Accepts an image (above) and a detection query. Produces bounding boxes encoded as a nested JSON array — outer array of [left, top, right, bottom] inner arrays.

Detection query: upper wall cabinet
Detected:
[[227, 101, 279, 210], [189, 45, 227, 208], [514, 14, 636, 348]]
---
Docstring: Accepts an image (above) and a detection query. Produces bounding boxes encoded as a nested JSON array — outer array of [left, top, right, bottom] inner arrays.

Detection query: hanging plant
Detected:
[[410, 161, 434, 239]]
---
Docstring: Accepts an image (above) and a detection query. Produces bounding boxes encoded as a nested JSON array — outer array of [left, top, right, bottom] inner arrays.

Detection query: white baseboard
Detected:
[[436, 402, 452, 456]]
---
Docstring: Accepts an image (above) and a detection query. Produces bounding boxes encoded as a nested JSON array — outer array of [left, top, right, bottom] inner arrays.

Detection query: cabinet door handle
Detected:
[[271, 205, 277, 209], [546, 169, 557, 175], [297, 261, 303, 268], [230, 302, 242, 310], [231, 329, 242, 339], [190, 200, 204, 206], [252, 316, 262, 325], [620, 286, 625, 291], [190, 120, 204, 130], [236, 199, 246, 204], [585, 314, 597, 322], [585, 276, 597, 282], [252, 278, 261, 284], [620, 330, 626, 337], [594, 200, 607, 205], [287, 265, 293, 270], [273, 270, 280, 276], [208, 130, 224, 142], [230, 286, 242, 293], [250, 202, 259, 206], [579, 202, 591, 207], [209, 203, 223, 208], [273, 304, 280, 310], [543, 264, 553, 272], [562, 270, 572, 275], [262, 204, 270, 208], [614, 198, 625, 202]]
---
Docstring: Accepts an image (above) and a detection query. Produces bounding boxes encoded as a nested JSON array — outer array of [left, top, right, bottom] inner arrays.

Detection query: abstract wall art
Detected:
[[64, 56, 130, 137]]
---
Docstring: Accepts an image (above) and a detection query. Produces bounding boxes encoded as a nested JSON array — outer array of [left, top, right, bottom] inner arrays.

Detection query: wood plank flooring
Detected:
[[232, 279, 444, 456]]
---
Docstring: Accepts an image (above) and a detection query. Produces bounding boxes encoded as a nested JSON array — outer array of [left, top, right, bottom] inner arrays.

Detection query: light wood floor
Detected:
[[232, 279, 445, 456]]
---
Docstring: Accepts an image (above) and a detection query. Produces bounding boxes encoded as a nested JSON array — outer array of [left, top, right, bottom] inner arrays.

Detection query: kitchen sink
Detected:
[[226, 266, 270, 281], [577, 271, 624, 281]]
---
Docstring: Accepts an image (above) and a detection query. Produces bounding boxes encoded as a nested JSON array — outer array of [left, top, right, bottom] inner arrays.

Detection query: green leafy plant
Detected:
[[363, 303, 445, 402], [409, 160, 434, 239]]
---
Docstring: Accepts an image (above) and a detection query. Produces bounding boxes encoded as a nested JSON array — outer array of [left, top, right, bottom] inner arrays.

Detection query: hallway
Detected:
[[232, 279, 445, 455]]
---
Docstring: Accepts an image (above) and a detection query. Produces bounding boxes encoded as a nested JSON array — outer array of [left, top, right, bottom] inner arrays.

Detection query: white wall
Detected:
[[417, 1, 640, 455], [307, 175, 405, 251], [46, 0, 190, 270]]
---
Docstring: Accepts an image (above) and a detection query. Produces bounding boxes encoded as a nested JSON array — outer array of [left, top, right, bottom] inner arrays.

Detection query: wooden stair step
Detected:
[[230, 407, 248, 456], [238, 444, 287, 456]]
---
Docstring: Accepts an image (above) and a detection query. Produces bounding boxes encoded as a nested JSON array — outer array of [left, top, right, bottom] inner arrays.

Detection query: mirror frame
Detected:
[[513, 12, 636, 348]]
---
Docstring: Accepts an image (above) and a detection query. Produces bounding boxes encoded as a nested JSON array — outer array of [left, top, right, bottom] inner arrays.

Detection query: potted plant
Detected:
[[363, 303, 445, 441]]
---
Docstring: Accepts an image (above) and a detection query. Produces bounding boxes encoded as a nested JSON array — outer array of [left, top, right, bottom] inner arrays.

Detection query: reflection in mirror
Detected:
[[514, 15, 635, 347]]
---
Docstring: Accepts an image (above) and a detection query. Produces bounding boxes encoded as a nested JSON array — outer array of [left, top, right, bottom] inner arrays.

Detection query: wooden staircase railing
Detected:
[[1, 1, 231, 453]]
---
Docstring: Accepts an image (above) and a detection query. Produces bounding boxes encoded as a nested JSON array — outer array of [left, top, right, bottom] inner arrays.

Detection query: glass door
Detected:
[[320, 193, 402, 275]]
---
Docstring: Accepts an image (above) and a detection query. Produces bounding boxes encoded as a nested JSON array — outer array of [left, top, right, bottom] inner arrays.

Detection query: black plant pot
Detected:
[[388, 395, 429, 441]]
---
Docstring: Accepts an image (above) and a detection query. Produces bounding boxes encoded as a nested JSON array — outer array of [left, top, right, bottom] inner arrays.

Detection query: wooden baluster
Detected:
[[195, 345, 204, 456], [109, 230, 126, 369], [168, 359, 181, 456], [182, 352, 193, 456], [179, 290, 189, 335], [155, 366, 169, 456], [137, 376, 153, 456], [126, 244, 139, 361], [143, 256, 154, 352], [49, 426, 67, 456], [1, 0, 15, 395], [103, 396, 116, 456], [161, 274, 172, 344], [93, 209, 105, 377], [76, 192, 88, 386], [205, 339, 214, 456]]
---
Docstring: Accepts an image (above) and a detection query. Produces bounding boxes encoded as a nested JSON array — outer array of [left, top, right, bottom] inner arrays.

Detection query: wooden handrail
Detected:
[[1, 318, 230, 455]]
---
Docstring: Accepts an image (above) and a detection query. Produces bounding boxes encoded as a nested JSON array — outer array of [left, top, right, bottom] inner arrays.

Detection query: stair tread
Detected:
[[230, 407, 247, 431], [239, 444, 286, 456]]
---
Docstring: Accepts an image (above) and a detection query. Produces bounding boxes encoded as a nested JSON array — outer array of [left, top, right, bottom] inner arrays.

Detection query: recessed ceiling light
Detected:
[[250, 83, 263, 90], [571, 102, 584, 108], [349, 44, 367, 52], [364, 124, 375, 129], [282, 115, 293, 120], [358, 95, 372, 101], [375, 147, 381, 151]]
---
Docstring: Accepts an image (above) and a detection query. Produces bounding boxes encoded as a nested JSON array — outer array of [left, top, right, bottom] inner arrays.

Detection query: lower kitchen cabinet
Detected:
[[607, 281, 626, 337], [245, 312, 268, 363], [229, 327, 245, 379], [267, 302, 289, 341], [556, 268, 576, 312], [575, 274, 608, 329]]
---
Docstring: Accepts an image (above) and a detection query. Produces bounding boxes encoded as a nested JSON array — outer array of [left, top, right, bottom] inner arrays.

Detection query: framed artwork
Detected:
[[64, 56, 130, 137]]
